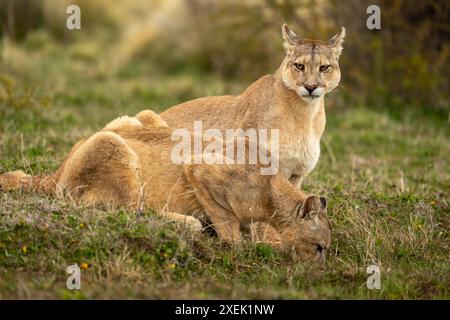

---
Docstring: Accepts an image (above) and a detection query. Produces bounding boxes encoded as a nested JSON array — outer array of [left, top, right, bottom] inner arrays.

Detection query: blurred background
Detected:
[[1, 0, 448, 115], [0, 1, 449, 299]]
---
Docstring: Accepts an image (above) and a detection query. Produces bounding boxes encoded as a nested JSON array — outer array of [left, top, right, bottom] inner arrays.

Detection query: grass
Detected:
[[0, 31, 449, 299]]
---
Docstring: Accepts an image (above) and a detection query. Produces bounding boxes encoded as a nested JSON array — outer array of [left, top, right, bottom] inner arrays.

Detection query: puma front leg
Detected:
[[249, 222, 282, 248], [158, 211, 203, 234], [205, 207, 242, 243], [184, 165, 242, 243]]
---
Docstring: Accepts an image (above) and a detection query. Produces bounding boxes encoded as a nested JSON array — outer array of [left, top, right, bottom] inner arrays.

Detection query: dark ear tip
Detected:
[[319, 196, 327, 209], [303, 195, 320, 213]]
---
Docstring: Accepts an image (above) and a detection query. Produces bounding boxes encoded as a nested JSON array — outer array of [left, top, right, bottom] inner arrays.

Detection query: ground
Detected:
[[0, 34, 449, 299]]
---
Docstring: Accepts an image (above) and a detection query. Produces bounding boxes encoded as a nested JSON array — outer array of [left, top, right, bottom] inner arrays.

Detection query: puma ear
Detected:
[[282, 23, 300, 51], [319, 196, 327, 210], [298, 196, 327, 219], [327, 27, 346, 58]]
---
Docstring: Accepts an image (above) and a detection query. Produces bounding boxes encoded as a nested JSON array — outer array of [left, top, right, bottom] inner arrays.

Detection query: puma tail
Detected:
[[0, 170, 56, 194]]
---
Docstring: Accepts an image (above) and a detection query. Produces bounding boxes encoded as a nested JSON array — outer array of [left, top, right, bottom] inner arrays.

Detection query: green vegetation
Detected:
[[0, 1, 449, 299]]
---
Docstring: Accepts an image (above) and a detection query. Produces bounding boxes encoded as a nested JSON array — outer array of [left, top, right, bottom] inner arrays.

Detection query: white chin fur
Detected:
[[282, 77, 324, 102], [297, 87, 323, 102], [298, 86, 310, 96], [300, 95, 320, 103]]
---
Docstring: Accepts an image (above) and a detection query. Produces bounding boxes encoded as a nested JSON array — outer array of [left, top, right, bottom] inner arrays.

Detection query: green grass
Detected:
[[0, 32, 449, 299]]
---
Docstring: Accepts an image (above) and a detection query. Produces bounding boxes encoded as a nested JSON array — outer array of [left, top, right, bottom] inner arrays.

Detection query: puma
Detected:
[[161, 24, 345, 188], [0, 111, 331, 262]]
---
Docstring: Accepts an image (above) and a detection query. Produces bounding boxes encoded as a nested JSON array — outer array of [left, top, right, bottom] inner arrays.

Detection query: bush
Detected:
[[1, 0, 448, 110]]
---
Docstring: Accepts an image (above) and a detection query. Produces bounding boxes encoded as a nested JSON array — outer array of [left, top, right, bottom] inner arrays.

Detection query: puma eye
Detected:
[[293, 63, 305, 71], [319, 65, 331, 72]]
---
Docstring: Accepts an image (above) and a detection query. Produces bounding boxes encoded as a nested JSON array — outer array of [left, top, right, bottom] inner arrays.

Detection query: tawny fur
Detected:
[[161, 24, 345, 189], [0, 110, 331, 262]]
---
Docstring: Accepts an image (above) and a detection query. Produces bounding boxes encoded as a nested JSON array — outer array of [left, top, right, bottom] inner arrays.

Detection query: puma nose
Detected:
[[304, 83, 318, 94]]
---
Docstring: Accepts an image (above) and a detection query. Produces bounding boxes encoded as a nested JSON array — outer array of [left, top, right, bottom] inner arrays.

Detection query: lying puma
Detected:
[[161, 24, 345, 188], [0, 111, 331, 262]]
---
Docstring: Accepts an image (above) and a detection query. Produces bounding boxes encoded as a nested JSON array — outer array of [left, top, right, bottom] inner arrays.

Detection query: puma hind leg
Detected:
[[57, 131, 142, 209]]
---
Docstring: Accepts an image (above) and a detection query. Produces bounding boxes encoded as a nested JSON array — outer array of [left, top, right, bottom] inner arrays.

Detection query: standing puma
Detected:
[[161, 24, 345, 188]]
